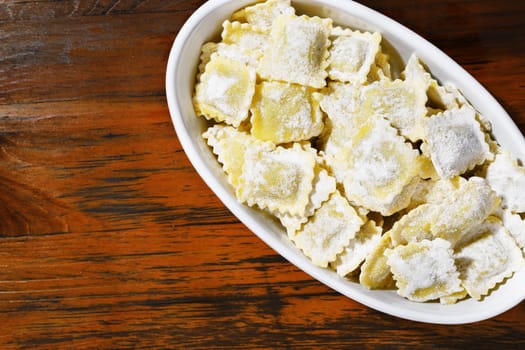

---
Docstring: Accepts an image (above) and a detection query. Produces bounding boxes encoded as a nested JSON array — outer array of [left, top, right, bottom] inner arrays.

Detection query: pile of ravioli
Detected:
[[192, 0, 525, 304]]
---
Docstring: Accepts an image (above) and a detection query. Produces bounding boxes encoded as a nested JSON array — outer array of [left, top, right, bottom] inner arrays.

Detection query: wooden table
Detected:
[[1, 0, 524, 348]]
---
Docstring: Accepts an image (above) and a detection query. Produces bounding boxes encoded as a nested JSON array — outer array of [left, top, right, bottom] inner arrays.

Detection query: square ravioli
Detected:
[[456, 218, 524, 300], [250, 81, 324, 144], [258, 14, 332, 88], [221, 20, 269, 62], [237, 143, 316, 216], [328, 29, 381, 84], [231, 0, 295, 27], [386, 238, 463, 302], [360, 79, 428, 142], [486, 151, 525, 213], [291, 191, 364, 267], [330, 117, 422, 216], [319, 82, 359, 125], [424, 105, 491, 179], [389, 177, 499, 248], [408, 177, 466, 208], [194, 55, 256, 127]]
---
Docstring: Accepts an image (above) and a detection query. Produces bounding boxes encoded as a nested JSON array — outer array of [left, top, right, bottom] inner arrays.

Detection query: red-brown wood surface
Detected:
[[1, 1, 524, 349]]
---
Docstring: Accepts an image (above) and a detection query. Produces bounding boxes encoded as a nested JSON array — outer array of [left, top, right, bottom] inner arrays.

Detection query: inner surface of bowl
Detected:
[[166, 0, 525, 324]]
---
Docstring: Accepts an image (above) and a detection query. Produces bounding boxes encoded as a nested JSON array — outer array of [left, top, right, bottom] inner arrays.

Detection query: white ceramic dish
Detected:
[[166, 0, 525, 324]]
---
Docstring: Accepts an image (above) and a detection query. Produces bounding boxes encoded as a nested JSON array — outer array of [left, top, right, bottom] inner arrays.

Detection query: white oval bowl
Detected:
[[166, 0, 525, 324]]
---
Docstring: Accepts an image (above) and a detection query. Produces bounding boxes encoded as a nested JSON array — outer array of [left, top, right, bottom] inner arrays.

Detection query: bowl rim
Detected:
[[166, 0, 525, 324]]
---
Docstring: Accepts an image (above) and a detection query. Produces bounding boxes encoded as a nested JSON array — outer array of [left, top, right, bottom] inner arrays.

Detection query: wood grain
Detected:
[[1, 0, 524, 349]]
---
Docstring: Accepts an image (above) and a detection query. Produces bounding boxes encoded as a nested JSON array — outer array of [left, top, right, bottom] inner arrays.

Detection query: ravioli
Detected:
[[330, 117, 422, 216], [232, 0, 295, 27], [258, 14, 332, 88], [327, 28, 381, 84], [424, 105, 491, 179], [220, 21, 269, 67], [456, 218, 524, 300], [386, 238, 463, 302], [237, 143, 316, 216], [359, 231, 395, 289], [318, 82, 360, 155], [501, 209, 525, 252], [250, 81, 323, 144], [194, 55, 256, 127], [431, 177, 499, 247], [292, 191, 364, 267]]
